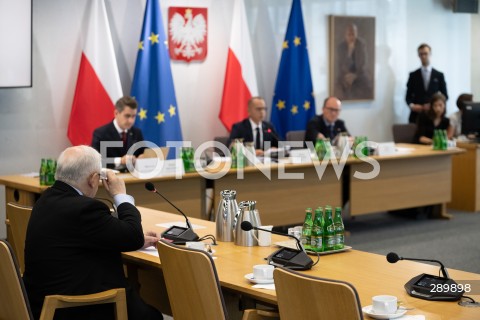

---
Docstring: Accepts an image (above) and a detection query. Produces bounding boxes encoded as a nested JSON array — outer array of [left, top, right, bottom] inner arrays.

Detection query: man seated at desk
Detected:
[[92, 96, 145, 171], [227, 96, 279, 156], [23, 145, 162, 320], [305, 96, 349, 145]]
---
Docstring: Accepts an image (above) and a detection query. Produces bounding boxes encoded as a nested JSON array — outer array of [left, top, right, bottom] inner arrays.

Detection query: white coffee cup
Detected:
[[257, 225, 273, 246], [185, 242, 206, 251], [372, 295, 397, 314], [253, 264, 274, 280]]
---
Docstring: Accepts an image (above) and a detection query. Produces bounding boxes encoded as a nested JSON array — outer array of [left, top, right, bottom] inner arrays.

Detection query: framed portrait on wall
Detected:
[[329, 16, 375, 101]]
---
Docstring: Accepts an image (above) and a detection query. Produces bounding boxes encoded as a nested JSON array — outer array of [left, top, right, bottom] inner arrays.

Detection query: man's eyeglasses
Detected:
[[325, 107, 341, 113]]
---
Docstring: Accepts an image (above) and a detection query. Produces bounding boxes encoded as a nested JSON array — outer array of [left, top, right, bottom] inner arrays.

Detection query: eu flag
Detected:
[[270, 0, 315, 140], [131, 0, 182, 157]]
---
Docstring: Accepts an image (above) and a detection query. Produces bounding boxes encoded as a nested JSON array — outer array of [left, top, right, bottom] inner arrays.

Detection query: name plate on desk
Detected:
[[289, 149, 312, 164], [377, 142, 396, 156], [135, 158, 184, 179]]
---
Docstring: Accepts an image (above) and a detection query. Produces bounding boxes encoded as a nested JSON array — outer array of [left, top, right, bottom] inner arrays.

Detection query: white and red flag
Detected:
[[67, 0, 123, 146], [219, 0, 258, 132]]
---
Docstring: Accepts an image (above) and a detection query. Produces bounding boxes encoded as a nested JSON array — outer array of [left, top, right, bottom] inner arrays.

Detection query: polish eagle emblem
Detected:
[[168, 8, 208, 62]]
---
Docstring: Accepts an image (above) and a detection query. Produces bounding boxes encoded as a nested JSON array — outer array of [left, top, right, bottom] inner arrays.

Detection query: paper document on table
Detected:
[[155, 222, 207, 230], [395, 147, 415, 154], [396, 316, 425, 320], [252, 284, 275, 290], [21, 172, 39, 177], [137, 246, 159, 257]]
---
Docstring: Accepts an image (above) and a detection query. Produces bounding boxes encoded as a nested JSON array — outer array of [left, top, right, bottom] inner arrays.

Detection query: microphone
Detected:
[[386, 252, 449, 279], [144, 182, 199, 244], [241, 221, 313, 270], [241, 221, 305, 252], [386, 252, 466, 301]]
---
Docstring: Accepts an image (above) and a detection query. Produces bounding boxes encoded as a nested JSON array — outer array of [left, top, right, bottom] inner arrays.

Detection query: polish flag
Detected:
[[67, 0, 123, 146], [219, 0, 258, 132]]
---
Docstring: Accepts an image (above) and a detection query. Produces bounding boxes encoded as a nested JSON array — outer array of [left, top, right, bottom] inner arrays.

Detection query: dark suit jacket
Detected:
[[91, 122, 145, 168], [23, 181, 160, 320], [304, 114, 349, 145], [406, 68, 448, 123], [227, 119, 279, 149]]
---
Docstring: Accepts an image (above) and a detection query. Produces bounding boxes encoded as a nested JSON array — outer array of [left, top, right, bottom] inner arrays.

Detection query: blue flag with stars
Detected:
[[270, 0, 315, 140], [131, 0, 182, 157]]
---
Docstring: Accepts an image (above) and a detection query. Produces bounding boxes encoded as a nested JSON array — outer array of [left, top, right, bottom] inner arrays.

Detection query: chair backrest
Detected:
[[213, 136, 230, 156], [392, 123, 417, 143], [286, 130, 306, 142], [274, 267, 363, 320], [0, 239, 34, 320], [6, 202, 33, 274], [157, 240, 227, 320]]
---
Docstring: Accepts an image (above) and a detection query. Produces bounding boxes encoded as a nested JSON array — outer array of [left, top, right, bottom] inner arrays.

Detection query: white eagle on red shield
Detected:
[[168, 7, 208, 62]]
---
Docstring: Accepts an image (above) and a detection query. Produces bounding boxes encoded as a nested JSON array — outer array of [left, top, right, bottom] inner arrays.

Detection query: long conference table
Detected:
[[123, 207, 480, 320], [0, 144, 464, 253]]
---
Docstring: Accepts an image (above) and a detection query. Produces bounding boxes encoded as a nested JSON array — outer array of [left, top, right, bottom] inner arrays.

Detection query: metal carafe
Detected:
[[234, 201, 262, 246], [215, 190, 238, 242]]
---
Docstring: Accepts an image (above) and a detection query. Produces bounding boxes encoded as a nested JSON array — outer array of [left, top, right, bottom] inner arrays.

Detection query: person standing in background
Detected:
[[406, 43, 448, 124]]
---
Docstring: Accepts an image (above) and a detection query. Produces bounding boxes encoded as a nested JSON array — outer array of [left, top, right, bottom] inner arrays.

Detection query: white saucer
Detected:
[[244, 273, 274, 284], [362, 305, 407, 319]]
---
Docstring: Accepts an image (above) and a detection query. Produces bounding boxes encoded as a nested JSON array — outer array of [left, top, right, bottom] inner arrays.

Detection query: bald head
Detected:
[[248, 97, 267, 124], [55, 145, 102, 197]]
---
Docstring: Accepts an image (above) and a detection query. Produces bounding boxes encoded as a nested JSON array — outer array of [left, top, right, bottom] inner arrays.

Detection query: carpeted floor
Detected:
[[344, 209, 480, 274]]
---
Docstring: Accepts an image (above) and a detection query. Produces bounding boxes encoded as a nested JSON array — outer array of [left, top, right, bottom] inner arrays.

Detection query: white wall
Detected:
[[0, 0, 476, 238]]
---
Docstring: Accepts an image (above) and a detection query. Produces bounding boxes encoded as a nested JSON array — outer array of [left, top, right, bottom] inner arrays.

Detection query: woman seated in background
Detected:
[[415, 93, 452, 145], [449, 93, 473, 138]]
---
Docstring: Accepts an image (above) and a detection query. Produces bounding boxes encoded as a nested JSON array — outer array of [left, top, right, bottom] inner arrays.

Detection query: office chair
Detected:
[[5, 202, 33, 274], [274, 267, 363, 320], [0, 239, 128, 320], [392, 123, 417, 143], [157, 240, 279, 320]]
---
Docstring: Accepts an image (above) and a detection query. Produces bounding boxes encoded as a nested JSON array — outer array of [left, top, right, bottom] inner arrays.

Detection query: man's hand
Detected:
[[410, 103, 424, 112], [142, 231, 159, 249], [316, 133, 326, 140], [102, 170, 126, 197], [120, 155, 136, 166]]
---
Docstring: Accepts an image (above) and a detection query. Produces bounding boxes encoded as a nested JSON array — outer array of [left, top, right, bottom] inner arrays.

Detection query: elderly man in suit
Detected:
[[23, 145, 162, 320], [227, 96, 279, 156], [406, 43, 448, 123], [305, 96, 349, 145], [92, 96, 145, 171]]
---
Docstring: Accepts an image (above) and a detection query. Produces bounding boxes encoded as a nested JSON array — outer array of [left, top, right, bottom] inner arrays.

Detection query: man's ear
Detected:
[[87, 173, 97, 188]]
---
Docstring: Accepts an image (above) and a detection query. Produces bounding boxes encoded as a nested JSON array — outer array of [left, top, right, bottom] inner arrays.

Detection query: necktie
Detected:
[[255, 127, 261, 150], [121, 131, 127, 147], [329, 125, 335, 141], [423, 68, 429, 90]]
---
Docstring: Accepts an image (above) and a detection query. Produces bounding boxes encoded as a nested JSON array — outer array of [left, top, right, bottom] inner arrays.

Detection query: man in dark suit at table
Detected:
[[23, 145, 162, 320], [92, 96, 145, 171], [227, 96, 279, 156], [305, 96, 349, 145], [406, 43, 448, 124]]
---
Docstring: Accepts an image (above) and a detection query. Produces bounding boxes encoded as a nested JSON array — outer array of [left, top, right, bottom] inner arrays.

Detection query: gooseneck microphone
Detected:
[[145, 182, 192, 229], [144, 182, 199, 244], [241, 221, 314, 270], [386, 252, 450, 279], [386, 252, 466, 301], [241, 221, 305, 252]]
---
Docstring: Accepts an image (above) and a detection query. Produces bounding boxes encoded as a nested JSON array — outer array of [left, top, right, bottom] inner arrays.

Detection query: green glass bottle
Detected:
[[46, 159, 56, 186], [39, 158, 47, 186], [333, 207, 345, 250], [230, 140, 238, 169], [310, 207, 324, 252], [323, 206, 335, 251], [301, 208, 313, 250], [441, 130, 448, 150], [433, 130, 439, 150]]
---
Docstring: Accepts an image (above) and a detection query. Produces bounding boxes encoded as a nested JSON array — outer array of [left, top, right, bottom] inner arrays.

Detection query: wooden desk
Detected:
[[209, 163, 342, 226], [349, 144, 462, 216], [449, 142, 480, 212], [123, 207, 480, 320]]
